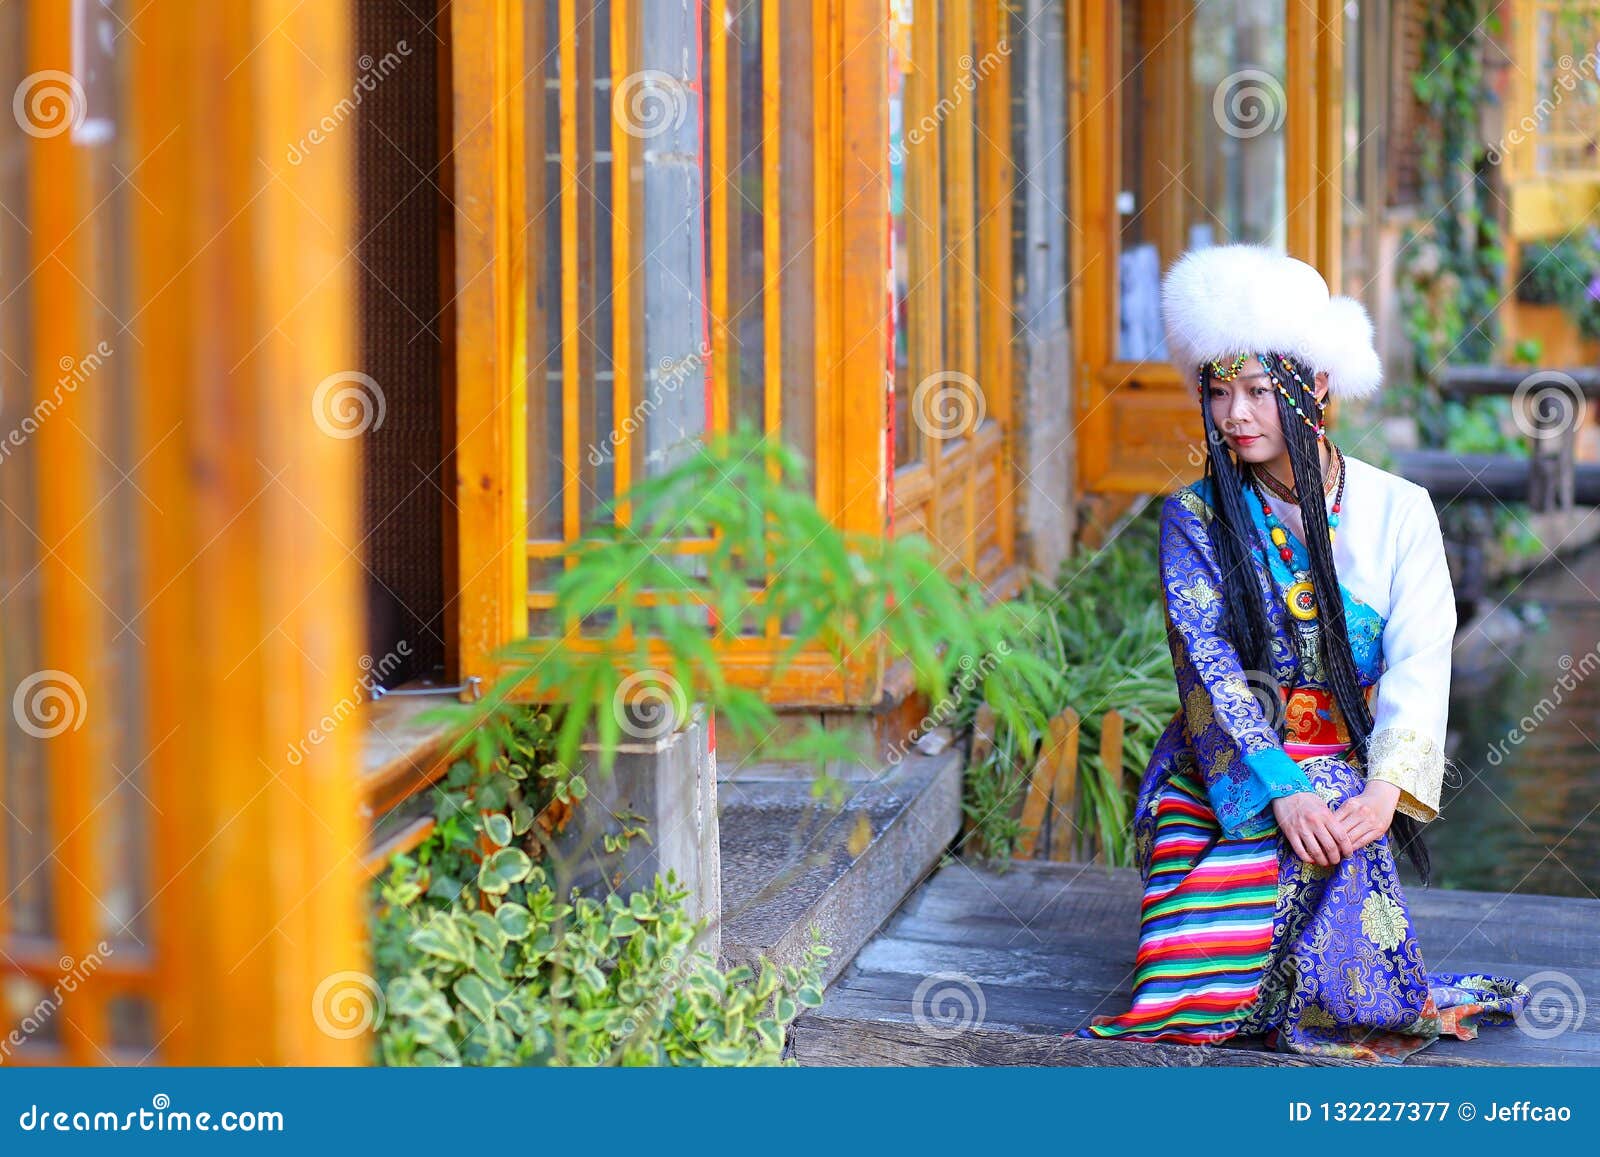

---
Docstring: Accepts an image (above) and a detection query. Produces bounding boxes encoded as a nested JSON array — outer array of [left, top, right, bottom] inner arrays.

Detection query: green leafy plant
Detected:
[[421, 421, 1067, 808], [955, 505, 1178, 867], [1515, 234, 1600, 341], [1511, 337, 1544, 366], [1439, 396, 1529, 457], [370, 707, 830, 1066], [1516, 240, 1582, 306]]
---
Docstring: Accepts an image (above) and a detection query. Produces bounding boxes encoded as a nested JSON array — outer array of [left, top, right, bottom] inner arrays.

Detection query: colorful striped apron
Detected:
[[1077, 686, 1355, 1044]]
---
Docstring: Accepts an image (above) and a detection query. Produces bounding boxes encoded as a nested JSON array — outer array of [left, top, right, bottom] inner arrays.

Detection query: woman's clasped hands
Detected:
[[1271, 780, 1402, 868]]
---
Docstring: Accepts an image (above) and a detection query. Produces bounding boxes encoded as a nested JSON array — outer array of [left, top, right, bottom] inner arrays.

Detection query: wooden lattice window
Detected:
[[451, 0, 891, 707], [1508, 0, 1600, 181]]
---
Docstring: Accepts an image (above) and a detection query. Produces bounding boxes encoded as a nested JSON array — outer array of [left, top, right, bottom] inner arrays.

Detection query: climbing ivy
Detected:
[[1397, 0, 1506, 449]]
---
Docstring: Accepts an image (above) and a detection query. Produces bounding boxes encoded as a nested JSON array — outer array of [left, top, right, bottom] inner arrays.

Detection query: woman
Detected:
[[1075, 244, 1530, 1063]]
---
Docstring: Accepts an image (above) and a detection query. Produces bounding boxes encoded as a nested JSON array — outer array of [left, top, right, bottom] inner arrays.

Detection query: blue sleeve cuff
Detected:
[[1225, 747, 1315, 839]]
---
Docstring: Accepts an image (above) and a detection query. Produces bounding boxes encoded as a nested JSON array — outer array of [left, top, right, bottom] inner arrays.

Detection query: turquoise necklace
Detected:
[[1246, 443, 1345, 624], [1247, 442, 1344, 563]]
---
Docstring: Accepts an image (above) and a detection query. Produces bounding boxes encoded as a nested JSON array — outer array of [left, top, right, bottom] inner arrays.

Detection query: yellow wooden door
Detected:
[[1071, 0, 1345, 496]]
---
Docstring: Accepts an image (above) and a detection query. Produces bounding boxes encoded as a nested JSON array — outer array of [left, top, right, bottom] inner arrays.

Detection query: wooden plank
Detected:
[[708, 0, 731, 436], [1048, 709, 1087, 861], [1284, 0, 1316, 262], [816, 964, 1600, 1055], [1070, 0, 1113, 492], [1017, 708, 1076, 858], [811, 0, 838, 518], [762, 0, 784, 640], [943, 0, 978, 575], [763, 0, 782, 443], [975, 0, 1014, 579], [523, 1, 552, 548], [128, 0, 204, 1065], [364, 817, 438, 877], [1435, 365, 1600, 396], [610, 0, 640, 539], [907, 0, 940, 479], [452, 0, 526, 681], [797, 858, 1600, 1066], [1393, 450, 1600, 504], [26, 1, 104, 1061], [360, 693, 458, 817], [1315, 0, 1344, 286], [898, 865, 1600, 973], [559, 0, 591, 601], [794, 1003, 1600, 1068], [830, 0, 888, 697], [118, 0, 364, 1063]]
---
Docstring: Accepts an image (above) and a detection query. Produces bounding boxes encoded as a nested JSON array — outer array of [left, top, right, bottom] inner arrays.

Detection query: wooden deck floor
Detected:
[[792, 859, 1600, 1066]]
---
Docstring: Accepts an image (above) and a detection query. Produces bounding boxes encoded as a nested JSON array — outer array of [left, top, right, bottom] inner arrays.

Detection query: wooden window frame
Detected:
[[1506, 0, 1600, 186], [1070, 0, 1343, 496], [890, 0, 1019, 597], [450, 0, 891, 708]]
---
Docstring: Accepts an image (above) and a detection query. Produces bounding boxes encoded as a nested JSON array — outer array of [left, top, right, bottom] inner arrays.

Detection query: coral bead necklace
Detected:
[[1247, 441, 1345, 564]]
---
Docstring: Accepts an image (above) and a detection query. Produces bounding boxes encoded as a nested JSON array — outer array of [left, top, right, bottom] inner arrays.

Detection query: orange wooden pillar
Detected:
[[21, 0, 115, 1063], [128, 0, 368, 1065]]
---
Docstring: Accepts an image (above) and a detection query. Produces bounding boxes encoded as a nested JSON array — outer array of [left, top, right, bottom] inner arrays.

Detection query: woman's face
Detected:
[[1206, 355, 1328, 465]]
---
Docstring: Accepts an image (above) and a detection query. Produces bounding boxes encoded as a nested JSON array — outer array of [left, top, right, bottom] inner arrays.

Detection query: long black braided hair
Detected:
[[1195, 352, 1432, 886]]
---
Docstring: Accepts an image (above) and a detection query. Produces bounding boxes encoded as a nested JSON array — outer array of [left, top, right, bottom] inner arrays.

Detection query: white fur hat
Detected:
[[1160, 243, 1382, 401]]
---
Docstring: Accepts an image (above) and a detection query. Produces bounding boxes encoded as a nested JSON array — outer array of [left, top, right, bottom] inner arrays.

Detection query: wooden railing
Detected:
[[1403, 365, 1600, 511], [967, 702, 1125, 864]]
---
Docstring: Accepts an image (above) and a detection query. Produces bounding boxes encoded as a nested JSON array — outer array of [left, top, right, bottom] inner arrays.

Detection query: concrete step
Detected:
[[792, 858, 1600, 1067], [716, 747, 962, 990]]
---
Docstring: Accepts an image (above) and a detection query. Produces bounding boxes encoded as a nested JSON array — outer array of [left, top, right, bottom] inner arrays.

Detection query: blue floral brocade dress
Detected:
[[1074, 477, 1529, 1063]]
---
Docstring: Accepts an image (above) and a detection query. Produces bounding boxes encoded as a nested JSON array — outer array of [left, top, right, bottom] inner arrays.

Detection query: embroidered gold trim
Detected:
[[1177, 487, 1212, 522], [1364, 726, 1443, 823]]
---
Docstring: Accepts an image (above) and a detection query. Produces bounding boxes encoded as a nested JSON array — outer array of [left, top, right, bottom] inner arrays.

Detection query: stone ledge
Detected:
[[717, 747, 962, 989]]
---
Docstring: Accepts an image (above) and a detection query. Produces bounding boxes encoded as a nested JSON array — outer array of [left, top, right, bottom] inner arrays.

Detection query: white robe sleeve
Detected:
[[1365, 486, 1455, 822]]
